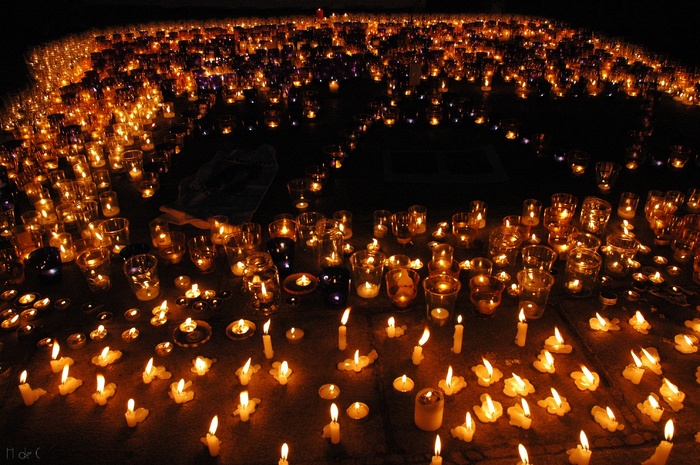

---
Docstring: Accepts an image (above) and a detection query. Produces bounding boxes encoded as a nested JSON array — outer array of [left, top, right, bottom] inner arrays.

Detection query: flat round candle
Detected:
[[346, 402, 369, 419], [393, 375, 415, 392], [283, 273, 319, 295], [319, 384, 340, 399]]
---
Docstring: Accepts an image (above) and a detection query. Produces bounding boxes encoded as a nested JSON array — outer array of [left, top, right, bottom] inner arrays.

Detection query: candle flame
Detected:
[[145, 358, 154, 375], [457, 315, 463, 324], [641, 347, 658, 365], [483, 358, 493, 378], [280, 361, 289, 377], [606, 406, 616, 422], [648, 394, 660, 410], [410, 258, 423, 269], [662, 378, 679, 395], [664, 419, 674, 441], [209, 415, 218, 435], [595, 312, 607, 327], [264, 319, 271, 334], [631, 350, 643, 368], [242, 358, 251, 374], [543, 350, 554, 368], [580, 430, 589, 451], [518, 444, 529, 464], [582, 365, 595, 384], [101, 346, 110, 359], [485, 394, 495, 416], [240, 390, 249, 407], [434, 434, 441, 456], [551, 387, 562, 407], [195, 357, 206, 372], [445, 366, 453, 387], [634, 311, 646, 325], [281, 443, 288, 461], [466, 412, 473, 429], [159, 300, 168, 311], [330, 403, 339, 422], [127, 398, 135, 413], [354, 350, 360, 366], [297, 274, 311, 286], [418, 327, 430, 346], [518, 308, 526, 323], [522, 398, 530, 416], [96, 374, 105, 393], [20, 370, 27, 384], [177, 378, 185, 394], [61, 364, 69, 384], [237, 319, 246, 332], [512, 373, 525, 389], [552, 327, 563, 343], [683, 335, 694, 346], [51, 341, 60, 360], [341, 308, 351, 326], [388, 317, 395, 329]]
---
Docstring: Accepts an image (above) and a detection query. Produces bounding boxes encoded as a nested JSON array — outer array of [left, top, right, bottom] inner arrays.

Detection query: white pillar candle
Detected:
[[201, 416, 221, 456], [452, 315, 464, 354], [18, 371, 46, 406], [263, 319, 274, 359], [515, 309, 528, 347], [338, 308, 350, 350], [642, 420, 674, 465], [412, 328, 430, 365]]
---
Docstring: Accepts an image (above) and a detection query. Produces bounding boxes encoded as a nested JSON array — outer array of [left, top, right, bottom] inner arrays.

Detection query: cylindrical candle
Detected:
[[414, 388, 444, 431]]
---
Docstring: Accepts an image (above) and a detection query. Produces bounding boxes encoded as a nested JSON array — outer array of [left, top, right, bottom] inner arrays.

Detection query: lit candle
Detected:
[[452, 315, 464, 354], [591, 405, 624, 432], [346, 401, 369, 420], [338, 307, 350, 350], [174, 275, 191, 290], [414, 388, 444, 431], [685, 317, 700, 333], [537, 387, 571, 416], [438, 365, 467, 395], [234, 390, 261, 422], [473, 393, 503, 423], [236, 358, 260, 386], [659, 378, 685, 412], [674, 334, 698, 354], [622, 350, 645, 384], [261, 319, 274, 359], [517, 444, 530, 465], [515, 308, 528, 347], [637, 393, 664, 422], [91, 374, 116, 406], [58, 365, 83, 395], [393, 375, 415, 393], [503, 373, 535, 397], [385, 317, 405, 338], [169, 379, 195, 404], [640, 347, 663, 375], [566, 430, 592, 465], [201, 415, 221, 456], [49, 342, 74, 373], [322, 403, 341, 444], [451, 412, 476, 442], [571, 365, 600, 391], [191, 356, 216, 376], [270, 361, 291, 385], [589, 312, 620, 331], [533, 349, 556, 373], [125, 399, 149, 427], [18, 370, 46, 406], [337, 349, 379, 372], [142, 357, 171, 384], [630, 310, 651, 334], [641, 420, 674, 465], [185, 284, 201, 299], [279, 443, 289, 465], [472, 358, 503, 387], [412, 327, 430, 365], [91, 346, 122, 367], [430, 435, 442, 465], [286, 327, 305, 344], [89, 325, 108, 341], [319, 383, 340, 399], [507, 398, 532, 429], [544, 327, 573, 354]]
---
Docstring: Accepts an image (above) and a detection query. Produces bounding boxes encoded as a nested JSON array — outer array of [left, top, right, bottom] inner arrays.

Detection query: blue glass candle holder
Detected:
[[28, 246, 62, 283], [266, 237, 295, 277], [318, 266, 351, 307]]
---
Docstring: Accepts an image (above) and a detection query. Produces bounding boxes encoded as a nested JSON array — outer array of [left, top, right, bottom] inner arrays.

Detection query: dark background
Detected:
[[0, 1, 698, 96]]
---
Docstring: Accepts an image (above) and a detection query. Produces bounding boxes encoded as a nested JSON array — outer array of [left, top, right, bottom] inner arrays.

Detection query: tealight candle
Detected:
[[234, 390, 260, 422], [18, 370, 46, 406], [630, 310, 651, 334], [142, 358, 171, 384], [322, 403, 341, 444], [121, 327, 139, 342], [642, 420, 674, 465], [538, 387, 571, 416], [503, 373, 535, 397], [58, 365, 83, 395], [90, 325, 108, 341], [674, 334, 698, 354], [319, 383, 341, 399], [437, 366, 467, 395], [566, 430, 592, 465], [638, 393, 664, 422], [622, 350, 645, 384], [91, 346, 122, 367], [507, 398, 532, 429], [640, 347, 663, 375], [191, 356, 216, 376], [49, 342, 74, 373], [393, 375, 414, 393], [91, 374, 116, 406], [286, 327, 305, 344], [472, 358, 503, 387], [185, 284, 201, 299], [533, 349, 556, 373], [270, 361, 291, 385], [452, 315, 464, 353], [515, 308, 528, 347], [235, 358, 260, 386], [125, 399, 149, 427], [451, 412, 476, 442], [169, 379, 194, 404], [591, 405, 624, 432], [659, 378, 685, 412], [544, 326, 572, 354], [589, 312, 620, 331], [174, 275, 191, 290], [337, 349, 378, 372], [338, 308, 350, 350], [346, 401, 369, 420], [571, 365, 600, 391], [412, 327, 430, 365], [473, 393, 503, 423], [200, 416, 221, 456]]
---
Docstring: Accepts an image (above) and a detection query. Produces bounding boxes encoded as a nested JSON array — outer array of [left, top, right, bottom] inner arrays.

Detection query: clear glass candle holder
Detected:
[[188, 235, 217, 273], [350, 250, 385, 298], [469, 274, 505, 318], [424, 275, 461, 325]]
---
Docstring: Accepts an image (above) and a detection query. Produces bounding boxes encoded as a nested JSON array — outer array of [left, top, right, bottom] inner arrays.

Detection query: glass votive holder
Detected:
[[11, 225, 43, 262], [469, 274, 505, 318], [488, 226, 524, 270], [350, 250, 385, 298], [603, 233, 638, 278], [323, 144, 346, 170], [564, 247, 602, 298], [333, 210, 353, 240], [209, 215, 235, 245], [305, 164, 328, 195], [86, 142, 106, 168], [451, 212, 477, 248], [100, 217, 130, 253], [158, 231, 187, 265], [47, 170, 66, 190], [469, 200, 488, 229], [579, 196, 612, 236], [386, 254, 411, 269], [137, 172, 159, 198], [189, 235, 217, 273], [318, 266, 351, 307], [240, 222, 262, 251], [385, 268, 420, 309], [521, 244, 557, 271], [27, 246, 62, 283], [123, 149, 144, 181], [264, 109, 282, 128], [242, 252, 281, 314], [123, 253, 160, 301], [34, 199, 57, 225], [392, 211, 417, 247], [99, 191, 120, 218], [266, 237, 295, 277], [373, 210, 392, 238], [0, 203, 15, 240], [685, 188, 700, 213], [72, 161, 92, 183], [74, 180, 98, 201], [551, 193, 578, 216], [668, 144, 691, 169], [617, 192, 640, 219], [296, 211, 325, 253], [21, 210, 43, 229], [671, 229, 699, 263], [268, 218, 298, 241], [566, 150, 591, 176], [521, 199, 542, 227], [287, 178, 311, 212], [75, 247, 112, 292], [108, 151, 125, 173], [424, 274, 461, 325], [149, 217, 170, 248], [140, 131, 155, 151], [595, 161, 621, 194], [49, 232, 76, 263], [516, 269, 555, 319], [408, 205, 427, 235], [92, 169, 111, 191]]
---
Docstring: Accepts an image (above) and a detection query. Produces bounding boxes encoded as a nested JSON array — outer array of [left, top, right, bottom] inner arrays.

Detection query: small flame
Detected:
[[522, 398, 530, 416], [445, 366, 453, 387], [595, 312, 608, 327], [264, 319, 271, 334], [240, 390, 249, 407], [145, 358, 154, 375], [664, 419, 674, 441], [518, 308, 526, 323], [418, 327, 430, 346], [543, 350, 554, 368], [177, 378, 185, 394], [606, 406, 616, 422], [61, 364, 69, 384], [485, 395, 495, 417], [195, 357, 206, 372], [512, 373, 525, 390], [100, 346, 110, 359], [20, 370, 27, 384], [330, 403, 339, 422], [237, 319, 247, 332], [581, 365, 595, 384], [51, 341, 60, 360], [662, 378, 679, 395], [354, 350, 360, 366], [410, 258, 423, 269], [127, 398, 135, 413], [648, 394, 661, 410], [551, 387, 563, 407], [280, 361, 289, 377], [159, 300, 168, 312], [641, 347, 658, 365], [483, 358, 493, 378], [209, 415, 218, 435], [457, 315, 463, 324], [631, 350, 643, 368], [388, 317, 395, 329], [683, 335, 695, 346], [580, 430, 589, 451], [96, 374, 105, 393], [554, 327, 564, 344], [434, 434, 441, 456], [518, 444, 529, 464], [281, 443, 288, 461], [466, 412, 473, 429], [341, 308, 351, 326], [242, 358, 251, 374], [634, 311, 646, 325]]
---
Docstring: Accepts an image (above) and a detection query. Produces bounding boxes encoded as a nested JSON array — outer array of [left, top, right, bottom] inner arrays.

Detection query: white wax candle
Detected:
[[566, 431, 592, 465], [339, 308, 350, 350], [201, 416, 221, 457], [430, 434, 442, 465], [533, 349, 556, 373], [125, 399, 149, 427], [452, 315, 464, 354], [622, 350, 645, 384], [473, 393, 503, 423], [49, 342, 74, 373], [168, 379, 195, 404], [322, 403, 341, 444], [503, 373, 535, 397], [263, 319, 274, 359], [450, 413, 475, 442], [537, 387, 571, 416], [641, 420, 674, 465], [637, 394, 664, 422], [91, 374, 116, 406], [507, 399, 532, 429], [234, 391, 261, 422], [591, 405, 624, 432], [337, 349, 378, 372], [58, 365, 82, 395], [270, 361, 291, 385], [471, 358, 503, 387], [91, 346, 122, 367], [515, 309, 528, 347], [437, 366, 467, 395], [571, 365, 600, 391], [142, 358, 171, 384], [544, 327, 573, 354], [412, 328, 430, 365], [191, 356, 216, 376], [18, 371, 46, 406], [235, 358, 260, 386]]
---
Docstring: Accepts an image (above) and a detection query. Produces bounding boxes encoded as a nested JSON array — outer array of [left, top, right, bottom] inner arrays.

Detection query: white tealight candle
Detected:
[[392, 375, 414, 393], [270, 361, 291, 385]]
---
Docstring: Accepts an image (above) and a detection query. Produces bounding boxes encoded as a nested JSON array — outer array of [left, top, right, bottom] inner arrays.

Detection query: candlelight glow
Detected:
[[418, 327, 430, 346], [242, 358, 251, 374], [100, 346, 110, 360], [664, 419, 674, 441], [519, 308, 526, 323], [648, 394, 661, 410], [195, 357, 206, 373], [280, 361, 289, 377], [388, 317, 395, 329], [52, 342, 60, 360], [485, 394, 496, 417], [61, 364, 69, 384], [127, 398, 135, 413], [634, 311, 646, 325], [457, 315, 463, 324], [281, 443, 288, 461], [483, 358, 493, 378], [331, 403, 339, 422], [631, 350, 643, 368], [582, 365, 595, 384], [513, 373, 525, 389], [595, 312, 607, 327], [341, 308, 351, 326], [518, 444, 529, 464], [580, 430, 590, 451], [354, 350, 360, 366], [606, 406, 616, 422], [159, 300, 168, 312], [176, 378, 185, 394], [96, 374, 105, 393], [662, 378, 679, 395], [641, 347, 658, 364], [19, 370, 27, 384], [240, 390, 249, 407], [209, 415, 218, 435], [552, 387, 563, 407], [264, 319, 271, 334], [445, 366, 453, 388], [554, 327, 564, 343], [466, 412, 473, 429], [522, 398, 530, 416], [434, 434, 441, 456]]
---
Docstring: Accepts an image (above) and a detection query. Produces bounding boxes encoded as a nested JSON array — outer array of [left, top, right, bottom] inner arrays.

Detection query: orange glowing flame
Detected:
[[595, 312, 608, 327], [664, 419, 674, 441], [281, 443, 288, 461], [518, 308, 526, 323], [631, 350, 643, 368], [96, 374, 105, 393], [580, 430, 589, 451], [263, 319, 271, 334], [518, 444, 529, 464], [20, 370, 27, 384], [330, 403, 339, 422], [418, 327, 430, 346], [522, 398, 530, 416], [606, 406, 616, 422], [445, 366, 453, 388], [209, 415, 218, 435], [341, 308, 351, 326], [434, 434, 441, 456]]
